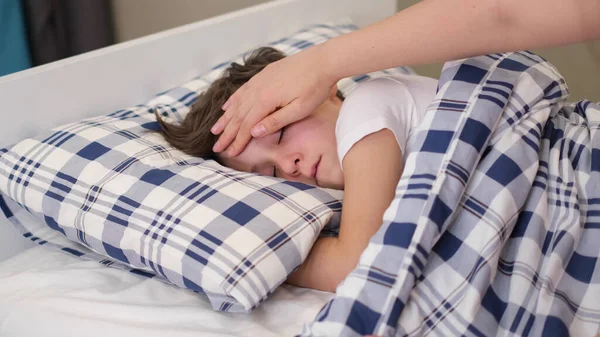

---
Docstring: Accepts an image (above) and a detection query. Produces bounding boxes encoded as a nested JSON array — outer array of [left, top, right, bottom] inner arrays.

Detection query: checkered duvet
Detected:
[[300, 52, 600, 336]]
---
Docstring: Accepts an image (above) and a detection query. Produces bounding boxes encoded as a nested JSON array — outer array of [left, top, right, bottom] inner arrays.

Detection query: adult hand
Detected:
[[210, 43, 338, 157]]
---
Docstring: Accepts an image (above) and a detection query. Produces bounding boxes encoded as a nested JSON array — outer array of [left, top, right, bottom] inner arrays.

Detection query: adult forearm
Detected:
[[321, 0, 600, 81]]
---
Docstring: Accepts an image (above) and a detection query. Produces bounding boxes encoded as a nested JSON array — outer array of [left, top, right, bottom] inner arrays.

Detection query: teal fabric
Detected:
[[0, 0, 31, 77]]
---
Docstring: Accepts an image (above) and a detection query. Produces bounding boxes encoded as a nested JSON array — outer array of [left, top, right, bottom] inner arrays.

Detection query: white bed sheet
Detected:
[[0, 246, 333, 337]]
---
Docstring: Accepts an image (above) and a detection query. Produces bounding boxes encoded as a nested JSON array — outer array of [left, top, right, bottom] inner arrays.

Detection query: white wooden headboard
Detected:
[[0, 0, 396, 261]]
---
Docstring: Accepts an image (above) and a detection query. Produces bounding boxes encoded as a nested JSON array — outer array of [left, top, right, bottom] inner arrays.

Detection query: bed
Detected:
[[0, 0, 396, 261], [3, 1, 600, 336], [0, 0, 395, 336]]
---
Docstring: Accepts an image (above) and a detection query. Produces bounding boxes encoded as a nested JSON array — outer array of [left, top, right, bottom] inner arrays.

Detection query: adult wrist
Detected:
[[316, 39, 344, 86]]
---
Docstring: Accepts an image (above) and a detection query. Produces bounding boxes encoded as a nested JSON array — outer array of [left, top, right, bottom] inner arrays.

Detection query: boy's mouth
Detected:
[[311, 156, 321, 185]]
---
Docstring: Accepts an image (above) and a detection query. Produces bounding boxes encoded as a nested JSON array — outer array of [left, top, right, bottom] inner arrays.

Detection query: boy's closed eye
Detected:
[[273, 126, 285, 177]]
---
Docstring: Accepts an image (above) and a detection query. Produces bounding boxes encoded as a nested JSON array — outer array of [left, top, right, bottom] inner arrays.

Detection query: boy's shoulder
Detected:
[[335, 74, 438, 168], [345, 75, 409, 99], [337, 73, 438, 126], [336, 75, 415, 129], [343, 74, 437, 102], [338, 76, 411, 120], [335, 76, 414, 169]]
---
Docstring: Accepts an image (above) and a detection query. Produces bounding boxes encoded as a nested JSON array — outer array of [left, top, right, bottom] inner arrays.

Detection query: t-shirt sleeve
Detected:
[[335, 77, 417, 168]]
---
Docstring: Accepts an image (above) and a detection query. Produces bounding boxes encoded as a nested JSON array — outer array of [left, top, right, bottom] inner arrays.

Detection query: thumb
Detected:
[[251, 100, 309, 137]]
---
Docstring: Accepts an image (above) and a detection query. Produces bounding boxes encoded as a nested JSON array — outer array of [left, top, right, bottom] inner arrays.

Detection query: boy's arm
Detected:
[[286, 129, 403, 292]]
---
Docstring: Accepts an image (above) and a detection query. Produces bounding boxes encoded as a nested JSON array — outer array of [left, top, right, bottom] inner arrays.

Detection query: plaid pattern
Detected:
[[300, 52, 600, 336], [0, 20, 415, 313], [0, 102, 344, 314]]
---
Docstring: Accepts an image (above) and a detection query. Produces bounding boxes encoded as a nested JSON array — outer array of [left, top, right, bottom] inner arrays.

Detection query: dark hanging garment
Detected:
[[0, 0, 32, 76], [21, 0, 115, 66]]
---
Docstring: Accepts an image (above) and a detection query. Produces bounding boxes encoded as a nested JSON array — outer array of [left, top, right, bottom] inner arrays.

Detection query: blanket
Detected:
[[300, 51, 600, 336]]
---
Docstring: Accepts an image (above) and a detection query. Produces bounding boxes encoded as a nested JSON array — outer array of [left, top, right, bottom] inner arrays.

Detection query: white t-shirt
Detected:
[[335, 74, 438, 168]]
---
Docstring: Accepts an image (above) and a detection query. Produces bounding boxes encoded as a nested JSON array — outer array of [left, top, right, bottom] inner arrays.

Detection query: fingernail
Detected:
[[251, 125, 266, 137], [222, 101, 230, 110], [212, 141, 221, 152], [211, 124, 220, 134]]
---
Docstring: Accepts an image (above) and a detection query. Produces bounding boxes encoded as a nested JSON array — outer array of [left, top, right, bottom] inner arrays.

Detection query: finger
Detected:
[[222, 85, 243, 111], [222, 101, 268, 157], [211, 85, 247, 135], [212, 100, 248, 153], [221, 95, 232, 111], [251, 99, 306, 138], [213, 113, 242, 153], [211, 111, 232, 135], [226, 125, 254, 158], [224, 88, 284, 156]]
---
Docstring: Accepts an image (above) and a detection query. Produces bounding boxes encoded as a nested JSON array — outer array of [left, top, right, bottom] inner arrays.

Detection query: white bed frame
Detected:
[[0, 0, 396, 262]]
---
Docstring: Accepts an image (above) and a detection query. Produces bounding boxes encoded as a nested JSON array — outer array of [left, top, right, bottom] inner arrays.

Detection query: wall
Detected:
[[111, 0, 599, 102], [110, 0, 271, 42]]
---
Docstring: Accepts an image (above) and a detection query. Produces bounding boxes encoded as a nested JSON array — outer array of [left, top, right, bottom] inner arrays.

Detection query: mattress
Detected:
[[0, 245, 333, 337]]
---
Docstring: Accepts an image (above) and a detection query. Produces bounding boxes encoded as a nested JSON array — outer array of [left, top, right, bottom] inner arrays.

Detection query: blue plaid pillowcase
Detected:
[[0, 19, 415, 313]]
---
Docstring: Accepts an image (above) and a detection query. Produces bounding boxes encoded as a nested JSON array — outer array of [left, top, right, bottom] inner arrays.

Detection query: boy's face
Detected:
[[219, 91, 344, 190]]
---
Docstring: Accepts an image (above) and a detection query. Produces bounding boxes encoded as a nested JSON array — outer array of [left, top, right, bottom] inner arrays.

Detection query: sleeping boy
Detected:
[[155, 47, 437, 292]]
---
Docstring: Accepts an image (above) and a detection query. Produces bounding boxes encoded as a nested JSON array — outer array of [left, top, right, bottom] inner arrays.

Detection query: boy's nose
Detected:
[[280, 154, 303, 177]]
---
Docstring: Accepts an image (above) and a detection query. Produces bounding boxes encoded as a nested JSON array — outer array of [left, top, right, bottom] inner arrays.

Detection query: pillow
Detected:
[[0, 19, 416, 313]]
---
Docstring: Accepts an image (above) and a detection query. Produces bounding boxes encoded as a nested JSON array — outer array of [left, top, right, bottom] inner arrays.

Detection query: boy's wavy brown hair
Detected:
[[155, 47, 343, 160]]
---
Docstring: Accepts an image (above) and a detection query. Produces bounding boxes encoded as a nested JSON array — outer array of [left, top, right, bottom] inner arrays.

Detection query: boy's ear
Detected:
[[329, 83, 339, 100]]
